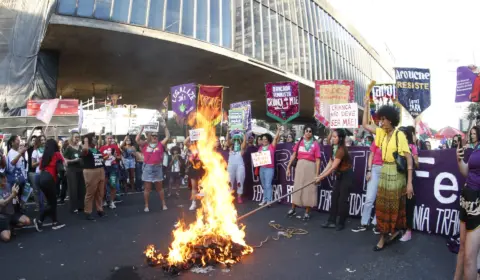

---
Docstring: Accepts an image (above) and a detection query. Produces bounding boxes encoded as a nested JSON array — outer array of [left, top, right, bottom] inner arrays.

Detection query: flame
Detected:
[[144, 111, 253, 268]]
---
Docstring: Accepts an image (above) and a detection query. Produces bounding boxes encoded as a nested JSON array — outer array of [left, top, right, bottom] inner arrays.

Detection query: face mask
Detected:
[[234, 142, 241, 152], [365, 141, 371, 146]]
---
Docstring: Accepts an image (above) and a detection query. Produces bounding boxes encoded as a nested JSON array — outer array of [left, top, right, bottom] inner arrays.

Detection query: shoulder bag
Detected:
[[291, 137, 303, 168], [392, 131, 407, 174]]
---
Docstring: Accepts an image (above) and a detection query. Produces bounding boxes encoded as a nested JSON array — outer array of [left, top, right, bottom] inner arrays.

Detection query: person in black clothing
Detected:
[[64, 132, 85, 213]]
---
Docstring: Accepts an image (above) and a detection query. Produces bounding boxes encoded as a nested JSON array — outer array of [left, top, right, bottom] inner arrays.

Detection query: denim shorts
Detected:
[[142, 164, 163, 183], [123, 158, 135, 169]]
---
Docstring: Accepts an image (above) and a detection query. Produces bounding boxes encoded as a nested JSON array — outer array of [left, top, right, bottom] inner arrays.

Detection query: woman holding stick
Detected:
[[286, 125, 321, 220]]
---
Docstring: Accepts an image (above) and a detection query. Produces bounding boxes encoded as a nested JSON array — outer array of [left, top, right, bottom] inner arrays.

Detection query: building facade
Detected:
[[55, 0, 393, 107]]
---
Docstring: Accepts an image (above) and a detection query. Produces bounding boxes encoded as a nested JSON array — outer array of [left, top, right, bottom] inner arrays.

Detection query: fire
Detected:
[[144, 112, 253, 271]]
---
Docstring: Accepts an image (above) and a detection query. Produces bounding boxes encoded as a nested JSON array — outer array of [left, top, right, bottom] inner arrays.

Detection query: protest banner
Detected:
[[197, 85, 223, 126], [395, 68, 431, 118], [455, 66, 480, 102], [314, 80, 354, 127], [171, 83, 197, 125], [329, 103, 358, 129], [220, 145, 466, 236], [189, 128, 204, 141], [36, 99, 60, 124], [230, 100, 252, 133], [265, 81, 299, 124], [143, 121, 159, 133], [27, 99, 78, 116], [251, 151, 272, 167], [228, 108, 245, 131], [369, 84, 399, 124]]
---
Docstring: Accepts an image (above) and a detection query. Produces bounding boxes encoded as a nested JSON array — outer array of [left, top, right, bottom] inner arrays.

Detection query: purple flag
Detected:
[[170, 83, 197, 125], [456, 66, 479, 103]]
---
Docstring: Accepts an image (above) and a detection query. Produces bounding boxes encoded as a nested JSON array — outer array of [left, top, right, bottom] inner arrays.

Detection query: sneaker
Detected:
[[114, 198, 123, 204], [103, 201, 108, 207], [372, 226, 381, 235], [321, 221, 336, 229], [33, 218, 43, 232], [144, 207, 150, 213], [352, 225, 368, 233], [73, 209, 79, 213], [86, 214, 96, 221], [303, 213, 311, 221], [97, 211, 107, 218], [58, 200, 65, 205], [400, 230, 412, 242], [237, 196, 243, 204], [287, 209, 296, 217], [189, 201, 197, 211], [109, 202, 116, 209], [258, 201, 266, 206], [163, 205, 168, 211], [52, 222, 66, 230]]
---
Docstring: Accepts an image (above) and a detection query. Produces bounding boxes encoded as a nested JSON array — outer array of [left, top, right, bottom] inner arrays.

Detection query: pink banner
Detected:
[[314, 80, 354, 127]]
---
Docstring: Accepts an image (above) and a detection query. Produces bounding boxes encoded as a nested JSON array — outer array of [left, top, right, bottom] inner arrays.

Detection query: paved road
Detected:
[[1, 190, 455, 280]]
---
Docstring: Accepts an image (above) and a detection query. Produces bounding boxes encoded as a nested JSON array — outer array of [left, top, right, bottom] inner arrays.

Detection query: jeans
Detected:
[[360, 164, 382, 226], [105, 165, 120, 200], [28, 172, 44, 210], [228, 164, 245, 195], [135, 162, 143, 191], [259, 167, 274, 203], [38, 171, 58, 223]]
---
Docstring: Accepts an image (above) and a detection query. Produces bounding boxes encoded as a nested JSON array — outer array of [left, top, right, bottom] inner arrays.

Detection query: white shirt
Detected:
[[31, 149, 43, 173], [171, 159, 180, 172], [7, 149, 26, 177]]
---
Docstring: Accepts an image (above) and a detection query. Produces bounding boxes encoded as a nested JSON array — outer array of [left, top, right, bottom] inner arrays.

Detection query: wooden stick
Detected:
[[237, 180, 317, 222]]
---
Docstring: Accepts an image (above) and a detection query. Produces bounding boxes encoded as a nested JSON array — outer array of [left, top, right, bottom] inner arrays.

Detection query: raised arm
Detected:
[[271, 124, 282, 147], [457, 147, 468, 178], [136, 126, 146, 147], [26, 126, 39, 147], [362, 96, 378, 134], [226, 130, 232, 147], [161, 126, 170, 147], [241, 132, 247, 151]]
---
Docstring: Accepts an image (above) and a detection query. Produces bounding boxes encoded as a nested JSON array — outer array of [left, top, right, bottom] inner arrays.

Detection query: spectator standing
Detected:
[[121, 135, 137, 192], [64, 132, 85, 213], [6, 135, 27, 212], [168, 146, 184, 197], [100, 134, 122, 209], [26, 129, 40, 211], [258, 125, 281, 206]]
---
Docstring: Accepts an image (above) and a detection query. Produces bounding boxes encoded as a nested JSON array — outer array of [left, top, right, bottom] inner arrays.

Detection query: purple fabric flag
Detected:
[[456, 66, 479, 103], [170, 83, 197, 125]]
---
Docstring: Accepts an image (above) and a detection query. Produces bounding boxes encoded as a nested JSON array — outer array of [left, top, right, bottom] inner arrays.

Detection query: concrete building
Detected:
[[44, 0, 394, 121]]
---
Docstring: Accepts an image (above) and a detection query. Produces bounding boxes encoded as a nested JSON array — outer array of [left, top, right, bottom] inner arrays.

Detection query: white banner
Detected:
[[251, 151, 272, 167], [143, 121, 159, 133], [329, 103, 358, 129]]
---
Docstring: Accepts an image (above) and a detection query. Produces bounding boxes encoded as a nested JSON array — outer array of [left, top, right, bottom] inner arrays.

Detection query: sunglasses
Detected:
[[151, 135, 158, 138], [305, 130, 312, 133]]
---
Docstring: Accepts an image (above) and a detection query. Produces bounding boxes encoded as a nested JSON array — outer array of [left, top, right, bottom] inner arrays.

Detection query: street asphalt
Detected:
[[0, 189, 455, 280]]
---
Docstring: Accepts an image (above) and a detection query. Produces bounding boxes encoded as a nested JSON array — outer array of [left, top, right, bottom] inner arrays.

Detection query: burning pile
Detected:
[[144, 113, 253, 273]]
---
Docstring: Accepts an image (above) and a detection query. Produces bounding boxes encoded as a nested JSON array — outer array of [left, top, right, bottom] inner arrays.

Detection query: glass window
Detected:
[[112, 0, 129, 23], [286, 20, 294, 73], [282, 0, 291, 20], [131, 0, 147, 25], [210, 0, 220, 45], [57, 0, 76, 15], [234, 0, 243, 53], [197, 0, 208, 41], [94, 0, 112, 20], [276, 0, 283, 15], [269, 0, 276, 11], [301, 0, 310, 32], [291, 24, 300, 75], [253, 1, 262, 60], [289, 0, 297, 23], [330, 48, 336, 79], [148, 0, 165, 29], [309, 34, 315, 80], [298, 28, 305, 77], [243, 0, 253, 56], [270, 10, 279, 66], [165, 0, 180, 33], [325, 45, 331, 79], [77, 0, 94, 17], [278, 16, 287, 69], [181, 0, 195, 37], [295, 0, 303, 28], [262, 6, 271, 63], [222, 0, 233, 48]]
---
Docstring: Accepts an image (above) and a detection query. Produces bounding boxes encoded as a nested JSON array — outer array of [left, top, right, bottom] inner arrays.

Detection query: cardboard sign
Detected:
[[228, 108, 245, 131], [329, 103, 358, 129], [143, 121, 159, 133], [314, 80, 354, 127], [189, 128, 205, 141], [251, 151, 272, 167]]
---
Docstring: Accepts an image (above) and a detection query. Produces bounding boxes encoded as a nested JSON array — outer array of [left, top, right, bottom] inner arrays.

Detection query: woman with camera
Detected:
[[454, 125, 480, 280], [362, 96, 414, 251], [286, 126, 321, 220]]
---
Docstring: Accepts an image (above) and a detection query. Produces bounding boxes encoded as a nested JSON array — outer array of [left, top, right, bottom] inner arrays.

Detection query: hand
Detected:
[[286, 169, 291, 177], [366, 171, 371, 182], [364, 95, 370, 107], [457, 147, 465, 161], [19, 146, 27, 154], [277, 124, 282, 131], [315, 175, 323, 183], [406, 182, 414, 199], [12, 184, 19, 196]]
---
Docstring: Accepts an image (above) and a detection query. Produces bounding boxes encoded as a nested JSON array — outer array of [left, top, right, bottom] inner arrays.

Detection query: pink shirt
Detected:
[[370, 142, 383, 166], [141, 142, 164, 165], [409, 144, 418, 156], [258, 145, 275, 168], [293, 140, 321, 162]]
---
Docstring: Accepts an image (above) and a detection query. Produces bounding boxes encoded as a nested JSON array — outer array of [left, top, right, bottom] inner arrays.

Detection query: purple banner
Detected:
[[456, 66, 480, 103], [230, 101, 252, 135], [222, 144, 466, 236], [170, 83, 197, 125]]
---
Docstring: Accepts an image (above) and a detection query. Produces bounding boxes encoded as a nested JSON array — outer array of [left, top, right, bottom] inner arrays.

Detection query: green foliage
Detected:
[[465, 103, 480, 120]]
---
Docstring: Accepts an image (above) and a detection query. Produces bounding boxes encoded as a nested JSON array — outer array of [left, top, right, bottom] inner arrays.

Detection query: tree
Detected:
[[464, 103, 480, 130]]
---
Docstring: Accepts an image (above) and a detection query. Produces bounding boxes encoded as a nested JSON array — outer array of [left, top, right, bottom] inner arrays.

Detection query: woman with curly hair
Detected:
[[363, 96, 414, 251]]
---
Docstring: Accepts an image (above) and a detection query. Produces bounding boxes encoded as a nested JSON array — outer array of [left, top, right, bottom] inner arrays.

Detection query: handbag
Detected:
[[392, 131, 407, 174], [291, 137, 303, 168]]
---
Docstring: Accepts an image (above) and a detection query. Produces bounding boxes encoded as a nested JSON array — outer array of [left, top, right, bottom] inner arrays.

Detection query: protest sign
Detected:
[[456, 66, 480, 103], [228, 108, 245, 131], [395, 68, 431, 118], [314, 80, 354, 127], [189, 128, 204, 141], [329, 103, 358, 129], [171, 83, 197, 125], [251, 151, 272, 167], [369, 84, 399, 124], [143, 121, 159, 133], [197, 85, 223, 126], [265, 81, 299, 124], [27, 99, 78, 116], [230, 101, 252, 133]]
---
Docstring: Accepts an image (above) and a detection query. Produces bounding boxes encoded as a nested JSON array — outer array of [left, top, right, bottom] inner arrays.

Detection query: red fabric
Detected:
[[471, 76, 480, 102], [40, 152, 65, 182], [100, 144, 122, 165], [434, 126, 465, 139]]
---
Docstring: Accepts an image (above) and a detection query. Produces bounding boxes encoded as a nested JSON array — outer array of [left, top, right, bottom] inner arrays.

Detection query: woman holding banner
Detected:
[[286, 126, 321, 220], [258, 125, 281, 207], [362, 96, 414, 251], [226, 131, 247, 204], [454, 125, 480, 280]]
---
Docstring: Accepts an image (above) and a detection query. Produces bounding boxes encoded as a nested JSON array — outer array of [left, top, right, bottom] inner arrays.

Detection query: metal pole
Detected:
[[237, 180, 316, 222]]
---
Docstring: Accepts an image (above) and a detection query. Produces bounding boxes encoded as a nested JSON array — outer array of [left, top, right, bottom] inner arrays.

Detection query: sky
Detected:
[[328, 0, 480, 130]]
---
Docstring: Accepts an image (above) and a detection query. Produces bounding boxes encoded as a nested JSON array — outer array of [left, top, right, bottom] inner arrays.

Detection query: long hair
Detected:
[[470, 126, 480, 144], [399, 126, 414, 145], [7, 135, 19, 151], [332, 129, 350, 163], [40, 139, 60, 169]]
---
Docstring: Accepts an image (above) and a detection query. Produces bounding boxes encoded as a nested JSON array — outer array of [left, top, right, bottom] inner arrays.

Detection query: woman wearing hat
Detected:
[[226, 131, 247, 203]]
